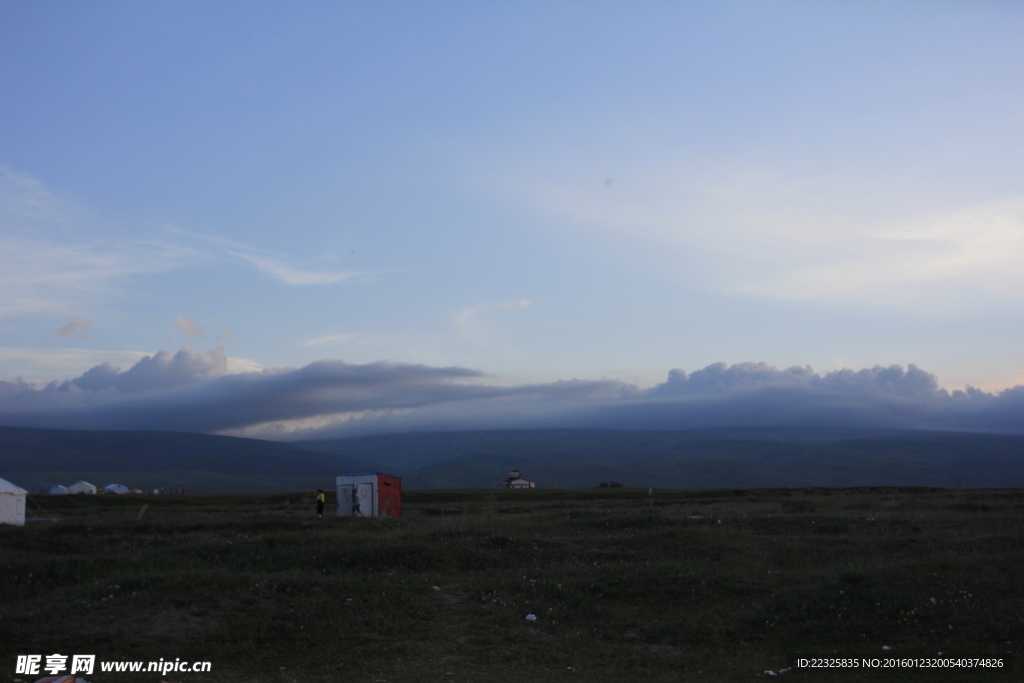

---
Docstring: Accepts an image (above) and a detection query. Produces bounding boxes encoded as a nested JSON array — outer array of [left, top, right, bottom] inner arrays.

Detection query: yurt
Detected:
[[0, 477, 27, 526], [336, 472, 402, 518], [68, 481, 97, 495], [49, 484, 69, 495], [104, 483, 130, 494]]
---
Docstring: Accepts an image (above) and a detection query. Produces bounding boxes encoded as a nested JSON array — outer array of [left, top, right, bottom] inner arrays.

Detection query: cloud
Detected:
[[1, 351, 1023, 437], [0, 165, 69, 223], [502, 157, 1024, 310], [231, 251, 358, 285], [0, 168, 201, 320], [0, 347, 151, 385], [746, 200, 1024, 306], [172, 229, 367, 286], [64, 346, 228, 394], [174, 316, 207, 339], [0, 233, 195, 319], [57, 317, 93, 339], [501, 299, 532, 311], [299, 333, 358, 347]]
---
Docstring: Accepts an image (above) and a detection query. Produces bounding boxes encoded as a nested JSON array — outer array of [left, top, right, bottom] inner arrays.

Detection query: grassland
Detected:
[[1, 487, 1021, 682]]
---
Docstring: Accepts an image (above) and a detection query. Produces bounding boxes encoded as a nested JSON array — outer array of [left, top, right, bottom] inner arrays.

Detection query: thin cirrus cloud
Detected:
[[0, 168, 202, 319], [504, 158, 1024, 309], [0, 232, 195, 320], [173, 229, 368, 287], [230, 251, 359, 286], [0, 165, 69, 223], [745, 200, 1024, 306], [1, 348, 1022, 437], [298, 333, 358, 348]]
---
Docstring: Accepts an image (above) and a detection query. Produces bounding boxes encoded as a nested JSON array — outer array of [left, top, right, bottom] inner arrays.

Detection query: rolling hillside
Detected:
[[295, 428, 1024, 489], [2, 425, 1021, 493], [0, 426, 372, 494]]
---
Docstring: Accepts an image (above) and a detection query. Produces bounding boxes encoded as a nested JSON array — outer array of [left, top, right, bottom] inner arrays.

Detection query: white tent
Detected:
[[0, 477, 27, 526], [68, 481, 97, 495], [104, 483, 130, 494], [49, 484, 69, 495]]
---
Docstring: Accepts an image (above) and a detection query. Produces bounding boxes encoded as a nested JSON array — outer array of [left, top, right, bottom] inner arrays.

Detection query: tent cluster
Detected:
[[38, 481, 145, 495]]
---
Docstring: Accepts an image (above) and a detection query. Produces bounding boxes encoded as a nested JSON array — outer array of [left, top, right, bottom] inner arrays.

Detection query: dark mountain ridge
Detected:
[[2, 425, 1022, 492]]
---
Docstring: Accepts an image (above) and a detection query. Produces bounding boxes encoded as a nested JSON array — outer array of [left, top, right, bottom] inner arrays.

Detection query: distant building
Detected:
[[504, 469, 535, 489], [0, 477, 27, 526], [336, 472, 402, 518]]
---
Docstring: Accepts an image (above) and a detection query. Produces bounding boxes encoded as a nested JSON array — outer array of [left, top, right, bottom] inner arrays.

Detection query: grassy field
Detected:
[[1, 487, 1021, 682]]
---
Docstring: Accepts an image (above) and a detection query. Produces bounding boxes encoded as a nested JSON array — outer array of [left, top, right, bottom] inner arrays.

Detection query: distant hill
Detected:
[[295, 427, 1024, 489], [0, 426, 373, 494], [2, 426, 1023, 493]]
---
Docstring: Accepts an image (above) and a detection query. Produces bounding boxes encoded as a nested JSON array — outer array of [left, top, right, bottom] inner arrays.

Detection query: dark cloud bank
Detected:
[[1, 346, 1023, 438]]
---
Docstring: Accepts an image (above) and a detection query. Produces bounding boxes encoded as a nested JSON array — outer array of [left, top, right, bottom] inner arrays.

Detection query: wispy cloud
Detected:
[[231, 251, 358, 285], [0, 233, 194, 319], [500, 158, 1024, 309], [456, 299, 533, 345], [746, 200, 1024, 306], [0, 168, 201, 319], [170, 228, 370, 286], [174, 316, 207, 339], [0, 164, 71, 224], [57, 317, 92, 339], [298, 333, 358, 347]]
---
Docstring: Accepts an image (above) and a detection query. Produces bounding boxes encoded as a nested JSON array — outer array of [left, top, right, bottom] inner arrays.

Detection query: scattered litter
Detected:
[[346, 598, 353, 603], [882, 646, 891, 651], [433, 586, 441, 591], [525, 614, 537, 621], [717, 520, 722, 524], [762, 668, 791, 677]]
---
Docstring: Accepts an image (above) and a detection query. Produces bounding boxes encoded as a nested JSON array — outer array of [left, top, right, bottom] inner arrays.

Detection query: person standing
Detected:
[[316, 489, 325, 518]]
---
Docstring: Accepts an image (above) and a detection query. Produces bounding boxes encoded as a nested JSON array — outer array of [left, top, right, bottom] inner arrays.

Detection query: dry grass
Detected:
[[1, 487, 1021, 682]]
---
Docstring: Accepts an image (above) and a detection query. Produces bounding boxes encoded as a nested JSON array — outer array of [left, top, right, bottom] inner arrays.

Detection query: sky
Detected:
[[2, 1, 1024, 438]]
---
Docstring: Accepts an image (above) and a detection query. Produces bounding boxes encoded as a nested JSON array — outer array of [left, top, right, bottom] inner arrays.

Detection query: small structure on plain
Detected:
[[505, 469, 535, 489], [336, 472, 402, 518], [0, 476, 27, 526]]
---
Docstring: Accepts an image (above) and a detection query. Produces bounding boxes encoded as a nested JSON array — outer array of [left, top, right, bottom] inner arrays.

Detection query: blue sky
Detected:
[[2, 2, 1024, 436]]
